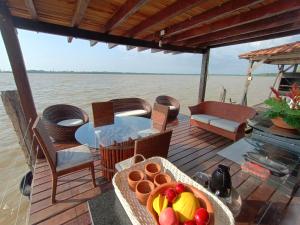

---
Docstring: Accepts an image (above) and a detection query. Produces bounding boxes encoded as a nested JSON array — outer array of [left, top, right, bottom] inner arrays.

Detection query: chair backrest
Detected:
[[151, 103, 169, 131], [92, 102, 114, 127], [32, 117, 57, 173], [100, 139, 135, 180], [134, 130, 173, 159]]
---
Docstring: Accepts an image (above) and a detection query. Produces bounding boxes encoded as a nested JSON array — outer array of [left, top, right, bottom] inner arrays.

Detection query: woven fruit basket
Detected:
[[112, 156, 235, 225]]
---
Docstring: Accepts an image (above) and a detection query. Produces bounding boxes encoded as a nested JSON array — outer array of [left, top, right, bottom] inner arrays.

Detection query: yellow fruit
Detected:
[[153, 194, 168, 215], [172, 192, 200, 223]]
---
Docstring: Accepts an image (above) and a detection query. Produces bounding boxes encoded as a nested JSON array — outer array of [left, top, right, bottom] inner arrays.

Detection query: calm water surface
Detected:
[[0, 73, 274, 224]]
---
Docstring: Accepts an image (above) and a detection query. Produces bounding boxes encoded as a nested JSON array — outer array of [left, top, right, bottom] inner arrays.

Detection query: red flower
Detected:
[[270, 87, 282, 100], [286, 83, 300, 109]]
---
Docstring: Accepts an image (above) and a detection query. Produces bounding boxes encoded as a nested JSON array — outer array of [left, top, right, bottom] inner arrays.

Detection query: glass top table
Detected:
[[75, 116, 152, 148]]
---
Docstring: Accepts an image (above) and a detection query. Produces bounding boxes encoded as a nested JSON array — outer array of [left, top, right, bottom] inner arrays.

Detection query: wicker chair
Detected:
[[42, 104, 89, 142], [109, 98, 152, 118], [100, 139, 135, 181], [155, 95, 180, 120], [32, 117, 96, 204], [134, 130, 173, 159], [92, 102, 114, 127]]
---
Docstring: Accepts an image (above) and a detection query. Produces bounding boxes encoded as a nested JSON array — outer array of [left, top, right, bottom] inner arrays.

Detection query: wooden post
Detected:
[[0, 3, 40, 160], [1, 91, 35, 170], [198, 48, 210, 103]]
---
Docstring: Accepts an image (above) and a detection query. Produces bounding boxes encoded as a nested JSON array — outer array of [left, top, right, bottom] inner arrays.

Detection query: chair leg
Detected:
[[91, 163, 96, 187], [52, 177, 57, 204]]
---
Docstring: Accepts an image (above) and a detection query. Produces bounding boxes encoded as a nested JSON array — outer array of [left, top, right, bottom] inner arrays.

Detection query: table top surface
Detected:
[[75, 116, 151, 148]]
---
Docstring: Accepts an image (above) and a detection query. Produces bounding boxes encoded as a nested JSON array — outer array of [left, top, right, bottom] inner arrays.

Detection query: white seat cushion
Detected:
[[57, 119, 83, 127], [137, 128, 159, 138], [169, 105, 176, 110], [115, 109, 147, 117], [209, 119, 240, 132], [56, 145, 93, 171], [191, 114, 220, 124]]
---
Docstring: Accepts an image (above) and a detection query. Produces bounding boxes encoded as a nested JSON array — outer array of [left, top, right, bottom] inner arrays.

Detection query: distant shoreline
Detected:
[[0, 70, 277, 77]]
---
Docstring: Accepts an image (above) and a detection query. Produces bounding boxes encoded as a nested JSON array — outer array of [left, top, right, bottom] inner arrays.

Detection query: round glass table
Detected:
[[75, 116, 152, 148]]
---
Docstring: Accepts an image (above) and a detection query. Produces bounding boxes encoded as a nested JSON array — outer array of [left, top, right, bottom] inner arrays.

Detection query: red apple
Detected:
[[165, 188, 178, 203], [183, 220, 197, 225], [194, 208, 209, 224], [175, 183, 185, 194], [159, 207, 179, 225]]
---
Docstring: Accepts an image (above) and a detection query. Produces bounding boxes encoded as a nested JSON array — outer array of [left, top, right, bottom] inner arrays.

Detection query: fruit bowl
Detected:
[[147, 182, 214, 225]]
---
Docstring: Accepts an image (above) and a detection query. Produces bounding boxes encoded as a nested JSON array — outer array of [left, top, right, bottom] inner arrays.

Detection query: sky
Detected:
[[0, 29, 299, 75]]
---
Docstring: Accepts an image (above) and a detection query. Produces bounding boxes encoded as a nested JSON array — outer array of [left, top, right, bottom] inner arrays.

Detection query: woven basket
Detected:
[[112, 156, 235, 225]]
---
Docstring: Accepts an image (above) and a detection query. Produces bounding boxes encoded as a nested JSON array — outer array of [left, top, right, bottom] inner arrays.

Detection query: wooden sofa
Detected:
[[189, 101, 257, 141]]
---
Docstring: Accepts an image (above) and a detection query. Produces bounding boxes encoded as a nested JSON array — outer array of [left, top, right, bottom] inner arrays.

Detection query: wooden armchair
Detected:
[[32, 117, 96, 203], [92, 102, 114, 127], [134, 130, 173, 159], [138, 103, 169, 137]]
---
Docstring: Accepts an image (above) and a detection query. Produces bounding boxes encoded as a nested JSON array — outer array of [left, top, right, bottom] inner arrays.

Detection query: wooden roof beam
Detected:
[[126, 0, 204, 38], [181, 10, 300, 47], [196, 22, 300, 49], [12, 17, 203, 53], [24, 0, 38, 20], [166, 0, 300, 43], [145, 0, 263, 40], [102, 0, 148, 33], [126, 45, 136, 50], [68, 0, 90, 43]]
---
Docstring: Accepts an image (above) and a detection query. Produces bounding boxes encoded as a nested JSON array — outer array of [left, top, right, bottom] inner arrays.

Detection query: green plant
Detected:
[[264, 83, 300, 129]]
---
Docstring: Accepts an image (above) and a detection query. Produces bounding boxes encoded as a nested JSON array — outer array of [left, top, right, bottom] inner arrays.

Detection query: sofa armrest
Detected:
[[188, 103, 204, 115]]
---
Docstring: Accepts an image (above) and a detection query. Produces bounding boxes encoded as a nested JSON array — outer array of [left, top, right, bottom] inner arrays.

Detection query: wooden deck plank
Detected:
[[28, 118, 296, 225]]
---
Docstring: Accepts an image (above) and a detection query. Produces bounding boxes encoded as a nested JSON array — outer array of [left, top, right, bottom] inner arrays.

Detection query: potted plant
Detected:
[[264, 83, 300, 130]]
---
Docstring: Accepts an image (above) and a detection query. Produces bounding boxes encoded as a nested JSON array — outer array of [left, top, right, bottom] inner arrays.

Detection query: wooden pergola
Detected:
[[0, 0, 300, 160]]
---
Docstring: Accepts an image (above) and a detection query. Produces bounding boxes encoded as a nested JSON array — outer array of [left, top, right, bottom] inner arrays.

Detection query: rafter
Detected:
[[126, 0, 204, 38], [146, 0, 263, 40], [137, 47, 148, 52], [68, 0, 90, 43], [180, 10, 300, 47], [126, 45, 136, 50], [211, 29, 300, 49], [196, 22, 300, 49], [24, 0, 38, 20], [151, 49, 163, 53], [102, 0, 148, 33], [166, 0, 300, 43], [90, 40, 98, 46]]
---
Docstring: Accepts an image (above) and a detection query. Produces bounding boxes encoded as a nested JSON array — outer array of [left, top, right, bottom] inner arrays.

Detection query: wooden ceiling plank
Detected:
[[103, 0, 148, 33], [126, 0, 204, 37], [163, 0, 264, 38], [166, 0, 300, 43], [24, 0, 38, 20], [181, 10, 300, 46], [196, 22, 300, 48], [68, 0, 90, 43]]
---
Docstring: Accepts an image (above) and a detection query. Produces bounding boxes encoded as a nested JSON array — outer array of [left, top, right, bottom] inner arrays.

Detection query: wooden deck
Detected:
[[29, 116, 298, 225]]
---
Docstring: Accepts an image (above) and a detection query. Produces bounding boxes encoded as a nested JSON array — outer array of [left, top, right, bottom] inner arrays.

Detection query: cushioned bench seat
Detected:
[[192, 114, 240, 132], [115, 109, 148, 117], [191, 114, 220, 124]]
